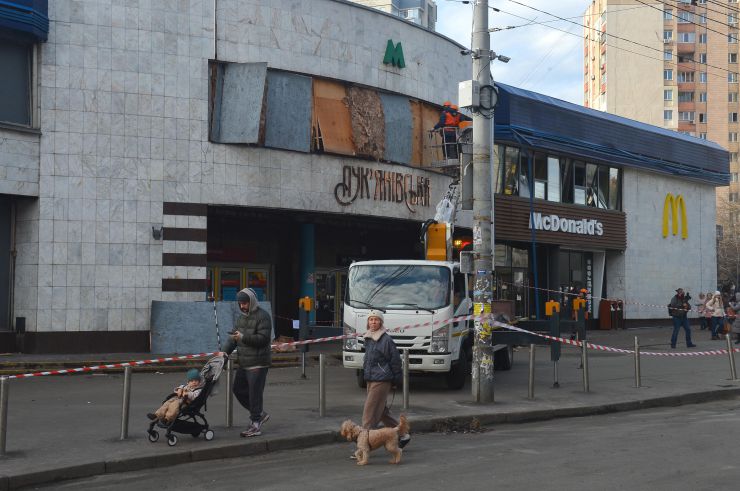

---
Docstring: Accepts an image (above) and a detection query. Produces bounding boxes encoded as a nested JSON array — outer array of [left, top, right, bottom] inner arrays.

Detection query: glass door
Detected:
[[314, 270, 346, 327], [219, 268, 241, 302]]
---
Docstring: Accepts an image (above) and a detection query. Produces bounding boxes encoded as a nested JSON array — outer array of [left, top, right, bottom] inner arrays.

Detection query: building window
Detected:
[[730, 193, 739, 202], [730, 72, 739, 83], [731, 152, 739, 161], [679, 111, 695, 122], [699, 132, 707, 139], [699, 113, 706, 123], [0, 42, 33, 127], [730, 34, 738, 44], [677, 11, 692, 23], [730, 112, 739, 122], [664, 109, 674, 121], [731, 53, 739, 64], [730, 14, 738, 26], [700, 92, 708, 102], [664, 50, 673, 61], [677, 71, 695, 82], [699, 53, 707, 64], [664, 30, 673, 41], [678, 91, 694, 102], [664, 89, 673, 101], [731, 172, 739, 182], [664, 69, 674, 81], [699, 33, 707, 43], [731, 92, 739, 102], [699, 13, 707, 24], [664, 9, 673, 21], [730, 132, 738, 142], [699, 72, 707, 83], [678, 32, 695, 43]]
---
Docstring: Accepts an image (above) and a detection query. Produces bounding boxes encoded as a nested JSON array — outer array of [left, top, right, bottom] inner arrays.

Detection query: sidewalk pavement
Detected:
[[2, 326, 740, 490]]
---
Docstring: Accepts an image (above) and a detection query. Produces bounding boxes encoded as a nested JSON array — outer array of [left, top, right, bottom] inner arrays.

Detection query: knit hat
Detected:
[[367, 310, 384, 323], [715, 290, 721, 296], [186, 368, 201, 381], [236, 290, 250, 303]]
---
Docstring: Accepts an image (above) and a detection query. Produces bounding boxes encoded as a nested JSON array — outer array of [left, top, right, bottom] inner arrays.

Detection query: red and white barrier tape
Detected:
[[6, 352, 222, 380], [8, 313, 738, 379]]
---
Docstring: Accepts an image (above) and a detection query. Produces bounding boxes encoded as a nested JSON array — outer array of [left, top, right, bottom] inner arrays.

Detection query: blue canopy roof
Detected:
[[0, 0, 48, 42], [494, 83, 729, 186]]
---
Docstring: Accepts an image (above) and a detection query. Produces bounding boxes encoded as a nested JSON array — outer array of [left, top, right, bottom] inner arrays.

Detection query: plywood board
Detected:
[[264, 71, 312, 152], [210, 62, 267, 144], [380, 93, 411, 165], [313, 79, 355, 156]]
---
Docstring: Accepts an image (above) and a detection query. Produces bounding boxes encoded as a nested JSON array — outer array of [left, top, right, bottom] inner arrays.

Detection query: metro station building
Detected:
[[0, 0, 729, 353]]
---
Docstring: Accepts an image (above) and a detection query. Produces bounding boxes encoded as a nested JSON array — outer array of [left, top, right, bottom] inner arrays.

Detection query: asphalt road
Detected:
[[32, 397, 740, 491]]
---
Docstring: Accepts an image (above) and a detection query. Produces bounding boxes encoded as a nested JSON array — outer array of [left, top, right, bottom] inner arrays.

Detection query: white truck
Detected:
[[342, 258, 514, 389]]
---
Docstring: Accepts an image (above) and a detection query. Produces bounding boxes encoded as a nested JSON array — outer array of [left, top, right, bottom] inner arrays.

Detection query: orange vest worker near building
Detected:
[[432, 102, 471, 160]]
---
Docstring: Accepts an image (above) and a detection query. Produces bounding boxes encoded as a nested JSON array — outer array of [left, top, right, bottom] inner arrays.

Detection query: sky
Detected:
[[435, 0, 591, 105]]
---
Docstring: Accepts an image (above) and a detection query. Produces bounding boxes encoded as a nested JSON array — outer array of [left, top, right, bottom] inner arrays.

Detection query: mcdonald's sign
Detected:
[[383, 40, 405, 68], [662, 193, 688, 239]]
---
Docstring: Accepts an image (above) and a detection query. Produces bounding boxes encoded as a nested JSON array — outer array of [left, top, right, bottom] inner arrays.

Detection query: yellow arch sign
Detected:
[[662, 193, 688, 239]]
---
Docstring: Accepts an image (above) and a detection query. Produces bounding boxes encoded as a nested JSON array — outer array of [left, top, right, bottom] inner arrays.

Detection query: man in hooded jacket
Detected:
[[224, 287, 272, 437]]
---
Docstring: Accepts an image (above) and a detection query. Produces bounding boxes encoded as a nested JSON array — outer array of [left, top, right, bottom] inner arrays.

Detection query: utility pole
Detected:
[[471, 0, 494, 403]]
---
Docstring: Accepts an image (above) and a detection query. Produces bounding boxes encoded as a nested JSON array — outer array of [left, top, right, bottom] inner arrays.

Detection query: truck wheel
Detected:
[[494, 345, 514, 371], [356, 369, 367, 388], [446, 351, 469, 390]]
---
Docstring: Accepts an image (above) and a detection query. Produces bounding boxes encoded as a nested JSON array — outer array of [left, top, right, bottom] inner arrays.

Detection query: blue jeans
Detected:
[[671, 315, 692, 347], [710, 316, 723, 337]]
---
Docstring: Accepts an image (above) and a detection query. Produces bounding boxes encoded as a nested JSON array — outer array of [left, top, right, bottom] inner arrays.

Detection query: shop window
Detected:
[[502, 146, 520, 195], [608, 167, 621, 210], [585, 163, 598, 207], [533, 153, 548, 199], [209, 61, 267, 144], [0, 42, 32, 127], [560, 159, 574, 204], [597, 166, 609, 209], [573, 161, 587, 205], [312, 79, 355, 155], [518, 151, 531, 198], [547, 156, 561, 202]]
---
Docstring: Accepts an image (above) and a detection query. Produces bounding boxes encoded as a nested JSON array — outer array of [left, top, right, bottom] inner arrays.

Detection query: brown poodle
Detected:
[[339, 414, 410, 465]]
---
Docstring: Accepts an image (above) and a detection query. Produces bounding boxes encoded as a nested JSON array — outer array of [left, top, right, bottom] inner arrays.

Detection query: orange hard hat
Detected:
[[579, 288, 588, 293], [443, 101, 452, 107], [450, 104, 459, 111]]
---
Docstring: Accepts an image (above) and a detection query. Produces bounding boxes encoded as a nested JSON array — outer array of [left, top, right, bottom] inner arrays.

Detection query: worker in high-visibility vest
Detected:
[[432, 102, 471, 160]]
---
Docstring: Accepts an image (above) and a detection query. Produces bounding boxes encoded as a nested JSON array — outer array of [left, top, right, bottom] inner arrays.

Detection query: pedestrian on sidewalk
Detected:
[[669, 288, 696, 349], [360, 310, 411, 450], [695, 292, 707, 331], [223, 287, 272, 438], [706, 290, 725, 340]]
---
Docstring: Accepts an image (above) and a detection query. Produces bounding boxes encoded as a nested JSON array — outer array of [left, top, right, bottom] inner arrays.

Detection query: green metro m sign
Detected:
[[383, 40, 405, 68]]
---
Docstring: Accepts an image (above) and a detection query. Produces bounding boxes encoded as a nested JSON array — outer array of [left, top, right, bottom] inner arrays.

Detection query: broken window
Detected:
[[209, 61, 267, 144], [264, 71, 312, 152]]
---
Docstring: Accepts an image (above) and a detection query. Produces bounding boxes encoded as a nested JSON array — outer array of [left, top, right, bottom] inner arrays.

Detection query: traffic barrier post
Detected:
[[528, 344, 535, 400], [225, 356, 234, 427], [726, 334, 738, 381], [119, 366, 132, 440], [581, 339, 590, 393], [319, 354, 326, 417], [402, 349, 410, 410], [634, 336, 641, 388], [0, 376, 8, 455]]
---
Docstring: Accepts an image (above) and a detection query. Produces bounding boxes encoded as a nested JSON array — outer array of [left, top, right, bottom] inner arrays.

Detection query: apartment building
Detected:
[[349, 0, 437, 29], [584, 0, 739, 286]]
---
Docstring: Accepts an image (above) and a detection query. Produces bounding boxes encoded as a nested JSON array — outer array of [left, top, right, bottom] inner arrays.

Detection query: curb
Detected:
[[3, 387, 740, 489]]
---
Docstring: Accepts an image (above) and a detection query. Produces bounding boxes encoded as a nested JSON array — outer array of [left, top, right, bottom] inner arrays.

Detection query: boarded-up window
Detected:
[[312, 79, 355, 155], [347, 86, 385, 160], [210, 62, 267, 144], [379, 93, 411, 165], [264, 71, 312, 152], [410, 101, 441, 167]]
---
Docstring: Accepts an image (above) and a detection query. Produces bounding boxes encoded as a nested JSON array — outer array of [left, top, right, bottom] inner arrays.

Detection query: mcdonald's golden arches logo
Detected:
[[662, 193, 687, 239]]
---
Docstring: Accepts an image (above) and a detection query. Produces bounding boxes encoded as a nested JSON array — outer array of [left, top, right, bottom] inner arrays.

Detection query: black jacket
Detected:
[[363, 331, 402, 386]]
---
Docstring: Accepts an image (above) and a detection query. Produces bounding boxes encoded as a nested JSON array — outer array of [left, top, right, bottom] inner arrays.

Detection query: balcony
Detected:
[[677, 43, 695, 54]]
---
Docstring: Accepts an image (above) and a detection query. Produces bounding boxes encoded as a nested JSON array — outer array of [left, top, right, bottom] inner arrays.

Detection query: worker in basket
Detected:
[[432, 102, 471, 160]]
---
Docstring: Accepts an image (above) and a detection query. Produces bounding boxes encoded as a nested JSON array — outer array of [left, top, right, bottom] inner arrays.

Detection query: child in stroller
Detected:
[[147, 354, 225, 447]]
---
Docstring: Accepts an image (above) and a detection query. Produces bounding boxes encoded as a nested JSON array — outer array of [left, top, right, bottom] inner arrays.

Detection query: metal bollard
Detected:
[[553, 361, 560, 388], [301, 352, 307, 379], [581, 338, 590, 393], [225, 357, 234, 428], [726, 334, 738, 381], [634, 336, 641, 388], [319, 354, 326, 417], [120, 366, 132, 440], [402, 349, 410, 410], [0, 377, 8, 455], [528, 344, 535, 399]]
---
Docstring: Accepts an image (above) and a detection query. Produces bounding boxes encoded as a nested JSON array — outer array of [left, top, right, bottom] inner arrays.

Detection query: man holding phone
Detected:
[[223, 288, 272, 437]]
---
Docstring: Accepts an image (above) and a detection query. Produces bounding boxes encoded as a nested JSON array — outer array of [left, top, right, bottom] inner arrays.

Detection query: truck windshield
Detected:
[[347, 265, 451, 311]]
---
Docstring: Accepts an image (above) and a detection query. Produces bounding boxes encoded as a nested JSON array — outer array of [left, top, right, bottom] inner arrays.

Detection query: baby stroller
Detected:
[[147, 354, 226, 447]]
